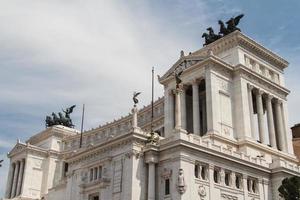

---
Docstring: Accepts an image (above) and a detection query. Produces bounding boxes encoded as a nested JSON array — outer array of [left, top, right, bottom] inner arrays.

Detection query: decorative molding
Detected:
[[198, 185, 206, 200], [161, 168, 172, 179], [221, 193, 238, 200]]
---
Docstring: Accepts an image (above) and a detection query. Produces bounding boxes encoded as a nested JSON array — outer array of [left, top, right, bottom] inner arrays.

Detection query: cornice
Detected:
[[234, 64, 290, 99], [159, 136, 271, 173], [8, 142, 60, 158], [159, 55, 234, 85], [26, 125, 78, 145], [192, 31, 288, 70]]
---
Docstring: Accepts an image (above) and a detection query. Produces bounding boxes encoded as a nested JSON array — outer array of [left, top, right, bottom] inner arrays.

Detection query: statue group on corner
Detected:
[[202, 14, 244, 46], [45, 105, 76, 128]]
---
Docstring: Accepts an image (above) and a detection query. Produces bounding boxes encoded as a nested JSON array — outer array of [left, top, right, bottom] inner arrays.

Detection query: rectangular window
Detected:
[[165, 179, 170, 195], [63, 162, 69, 177], [90, 168, 94, 182], [225, 172, 230, 186], [98, 166, 102, 179], [194, 164, 199, 178], [94, 167, 98, 180]]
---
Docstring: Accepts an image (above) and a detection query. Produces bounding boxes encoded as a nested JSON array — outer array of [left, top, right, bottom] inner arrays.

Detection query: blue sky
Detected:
[[1, 0, 300, 197]]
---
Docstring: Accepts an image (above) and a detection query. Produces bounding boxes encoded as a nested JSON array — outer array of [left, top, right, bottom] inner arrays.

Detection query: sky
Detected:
[[1, 0, 300, 197]]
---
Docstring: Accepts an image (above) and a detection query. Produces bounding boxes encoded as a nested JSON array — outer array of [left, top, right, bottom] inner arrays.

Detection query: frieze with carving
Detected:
[[221, 193, 238, 200]]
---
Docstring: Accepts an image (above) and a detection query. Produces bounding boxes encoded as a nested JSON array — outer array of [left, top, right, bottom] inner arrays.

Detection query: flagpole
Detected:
[[151, 67, 154, 133], [79, 104, 85, 148]]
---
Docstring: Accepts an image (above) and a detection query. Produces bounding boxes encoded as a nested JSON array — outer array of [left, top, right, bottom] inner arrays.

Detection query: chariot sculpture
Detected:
[[202, 14, 244, 46], [45, 105, 76, 128]]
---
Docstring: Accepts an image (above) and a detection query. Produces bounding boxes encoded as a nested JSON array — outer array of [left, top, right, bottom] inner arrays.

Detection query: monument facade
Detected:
[[3, 29, 300, 200]]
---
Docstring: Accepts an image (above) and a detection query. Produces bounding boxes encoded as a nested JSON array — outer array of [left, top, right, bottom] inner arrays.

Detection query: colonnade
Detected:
[[6, 159, 25, 199], [247, 84, 287, 152], [165, 79, 207, 135]]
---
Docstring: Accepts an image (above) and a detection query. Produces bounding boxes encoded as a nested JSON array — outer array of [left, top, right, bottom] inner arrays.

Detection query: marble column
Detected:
[[181, 87, 187, 130], [275, 99, 287, 152], [266, 95, 277, 148], [5, 163, 15, 198], [201, 96, 207, 135], [192, 81, 200, 135], [16, 159, 25, 196], [208, 164, 215, 200], [255, 90, 266, 144], [174, 88, 183, 131], [169, 90, 175, 130], [145, 151, 158, 200], [247, 84, 255, 139], [243, 175, 249, 199], [148, 163, 155, 200], [11, 161, 20, 198], [231, 172, 236, 188]]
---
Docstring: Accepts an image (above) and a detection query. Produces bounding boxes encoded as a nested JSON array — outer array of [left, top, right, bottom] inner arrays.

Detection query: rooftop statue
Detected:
[[45, 105, 76, 128], [133, 92, 141, 106], [174, 69, 183, 89], [202, 14, 244, 45]]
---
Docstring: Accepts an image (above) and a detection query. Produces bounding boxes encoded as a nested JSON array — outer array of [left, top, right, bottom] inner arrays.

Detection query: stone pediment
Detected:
[[159, 54, 205, 83], [8, 142, 26, 157]]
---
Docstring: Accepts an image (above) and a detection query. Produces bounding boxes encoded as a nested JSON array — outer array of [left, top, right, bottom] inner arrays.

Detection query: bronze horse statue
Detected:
[[45, 105, 76, 128], [202, 14, 244, 45]]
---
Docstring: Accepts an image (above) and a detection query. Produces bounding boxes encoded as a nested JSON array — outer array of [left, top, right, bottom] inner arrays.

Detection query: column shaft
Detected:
[[5, 163, 15, 198], [275, 100, 287, 151], [208, 165, 214, 200], [255, 91, 266, 144], [181, 88, 187, 130], [16, 159, 25, 195], [201, 95, 207, 135], [175, 89, 182, 130], [247, 85, 255, 139], [148, 163, 155, 200], [192, 82, 200, 135], [169, 91, 175, 130], [266, 95, 277, 148], [11, 161, 20, 198], [243, 175, 248, 200]]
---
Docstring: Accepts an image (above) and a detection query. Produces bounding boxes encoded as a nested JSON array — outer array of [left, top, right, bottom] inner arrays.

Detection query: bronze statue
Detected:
[[175, 69, 183, 89], [226, 14, 244, 32], [133, 92, 141, 106], [218, 20, 230, 36], [202, 27, 221, 46], [202, 14, 244, 45], [45, 105, 76, 128]]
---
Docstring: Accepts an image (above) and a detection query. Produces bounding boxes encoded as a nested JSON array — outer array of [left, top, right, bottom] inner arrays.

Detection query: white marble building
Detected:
[[3, 31, 300, 200]]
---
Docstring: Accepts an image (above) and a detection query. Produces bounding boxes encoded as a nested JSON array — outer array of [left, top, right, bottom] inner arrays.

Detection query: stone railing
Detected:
[[161, 132, 300, 174]]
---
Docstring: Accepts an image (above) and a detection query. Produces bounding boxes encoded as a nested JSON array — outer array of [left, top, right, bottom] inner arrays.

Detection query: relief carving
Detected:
[[221, 193, 238, 200], [177, 168, 186, 194], [198, 185, 206, 200]]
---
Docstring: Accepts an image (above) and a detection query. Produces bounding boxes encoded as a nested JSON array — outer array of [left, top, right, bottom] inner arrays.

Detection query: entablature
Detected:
[[8, 142, 60, 158], [234, 64, 290, 100], [192, 31, 288, 70], [64, 131, 148, 165]]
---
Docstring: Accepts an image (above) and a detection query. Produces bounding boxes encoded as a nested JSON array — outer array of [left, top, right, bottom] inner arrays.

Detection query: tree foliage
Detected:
[[278, 176, 300, 200]]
